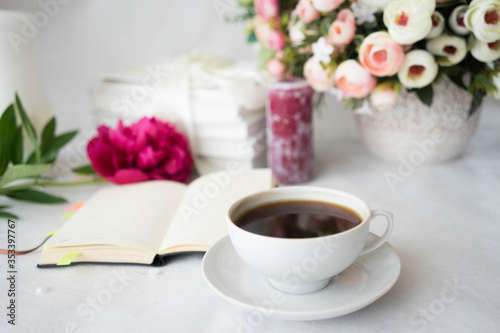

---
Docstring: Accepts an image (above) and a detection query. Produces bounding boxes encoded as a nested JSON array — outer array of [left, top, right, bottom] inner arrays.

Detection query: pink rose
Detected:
[[269, 30, 286, 50], [311, 0, 344, 12], [296, 0, 321, 24], [87, 117, 193, 184], [334, 60, 377, 98], [328, 9, 356, 46], [359, 32, 405, 77], [303, 57, 335, 92], [254, 0, 280, 21], [266, 58, 286, 78]]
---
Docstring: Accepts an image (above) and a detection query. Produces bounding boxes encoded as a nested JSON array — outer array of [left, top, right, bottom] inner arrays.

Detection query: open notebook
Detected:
[[38, 169, 273, 267]]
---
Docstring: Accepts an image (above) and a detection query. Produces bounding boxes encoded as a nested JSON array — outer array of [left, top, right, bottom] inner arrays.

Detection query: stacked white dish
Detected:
[[89, 54, 269, 174]]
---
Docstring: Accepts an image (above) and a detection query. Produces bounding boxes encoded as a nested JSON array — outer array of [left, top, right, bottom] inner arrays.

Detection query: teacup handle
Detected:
[[360, 209, 394, 256]]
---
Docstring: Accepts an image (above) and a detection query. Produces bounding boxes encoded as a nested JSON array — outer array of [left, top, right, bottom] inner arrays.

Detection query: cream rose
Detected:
[[370, 83, 398, 111], [426, 34, 468, 66], [334, 60, 377, 98], [359, 32, 405, 77], [383, 0, 433, 44], [397, 50, 438, 88], [253, 17, 273, 48], [303, 57, 336, 91], [426, 11, 445, 39], [464, 0, 500, 42], [366, 0, 393, 11], [469, 36, 500, 62], [449, 5, 470, 36], [289, 20, 306, 45], [311, 0, 343, 12], [328, 9, 356, 46], [297, 0, 321, 24]]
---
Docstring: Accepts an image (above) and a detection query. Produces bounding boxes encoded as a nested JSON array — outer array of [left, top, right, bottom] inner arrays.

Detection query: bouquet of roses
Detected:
[[236, 0, 500, 113]]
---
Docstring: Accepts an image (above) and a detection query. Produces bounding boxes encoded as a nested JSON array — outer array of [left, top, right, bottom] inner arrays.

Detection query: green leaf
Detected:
[[0, 211, 18, 219], [25, 152, 37, 165], [42, 130, 78, 162], [14, 93, 41, 162], [0, 164, 52, 187], [6, 189, 67, 204], [72, 164, 96, 175], [469, 90, 485, 117], [0, 104, 17, 176], [41, 117, 56, 155], [0, 205, 11, 209], [257, 47, 276, 70], [415, 84, 434, 107], [11, 127, 24, 165], [246, 30, 256, 43]]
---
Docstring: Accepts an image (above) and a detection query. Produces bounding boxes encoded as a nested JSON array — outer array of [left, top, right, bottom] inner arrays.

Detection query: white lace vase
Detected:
[[356, 76, 482, 165]]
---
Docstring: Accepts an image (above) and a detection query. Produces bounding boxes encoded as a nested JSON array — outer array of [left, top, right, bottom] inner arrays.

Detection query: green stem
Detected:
[[0, 178, 106, 195]]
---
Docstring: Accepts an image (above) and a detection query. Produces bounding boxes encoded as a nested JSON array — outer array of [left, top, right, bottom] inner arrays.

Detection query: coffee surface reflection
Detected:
[[235, 200, 362, 239]]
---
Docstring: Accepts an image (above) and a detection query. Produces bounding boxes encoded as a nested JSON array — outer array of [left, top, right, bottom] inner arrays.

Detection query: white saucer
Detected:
[[202, 233, 401, 321]]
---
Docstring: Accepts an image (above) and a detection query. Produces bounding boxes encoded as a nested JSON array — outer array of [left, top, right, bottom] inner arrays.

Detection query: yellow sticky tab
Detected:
[[56, 252, 80, 266], [61, 212, 75, 220], [47, 230, 58, 236]]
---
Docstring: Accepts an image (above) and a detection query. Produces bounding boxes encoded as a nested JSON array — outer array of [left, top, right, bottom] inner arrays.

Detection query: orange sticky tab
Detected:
[[64, 202, 85, 213]]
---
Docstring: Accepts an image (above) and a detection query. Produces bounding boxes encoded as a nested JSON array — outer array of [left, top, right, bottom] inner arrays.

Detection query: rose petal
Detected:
[[136, 146, 167, 169], [108, 168, 150, 184], [87, 138, 118, 177]]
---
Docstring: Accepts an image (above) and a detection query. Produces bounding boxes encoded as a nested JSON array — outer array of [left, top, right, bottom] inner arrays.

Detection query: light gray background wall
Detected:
[[0, 0, 354, 141]]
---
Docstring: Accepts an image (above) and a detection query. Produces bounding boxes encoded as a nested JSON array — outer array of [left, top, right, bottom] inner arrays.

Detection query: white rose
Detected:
[[464, 0, 500, 42], [410, 0, 435, 14], [426, 11, 445, 39], [426, 34, 468, 66], [303, 57, 335, 92], [449, 5, 470, 36], [469, 35, 500, 62], [362, 0, 393, 11], [398, 50, 438, 89], [289, 21, 306, 45], [370, 84, 398, 111], [383, 1, 433, 44], [311, 0, 344, 12]]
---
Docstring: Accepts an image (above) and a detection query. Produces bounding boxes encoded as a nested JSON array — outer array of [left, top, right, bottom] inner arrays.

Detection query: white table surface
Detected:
[[1, 99, 499, 333]]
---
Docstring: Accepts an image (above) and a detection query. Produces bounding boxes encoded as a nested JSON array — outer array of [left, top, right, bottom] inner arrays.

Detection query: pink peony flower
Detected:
[[311, 0, 344, 12], [266, 58, 286, 78], [297, 0, 321, 24], [359, 32, 405, 77], [334, 60, 377, 98], [328, 9, 356, 46], [87, 117, 193, 184], [269, 30, 286, 50], [254, 0, 280, 22]]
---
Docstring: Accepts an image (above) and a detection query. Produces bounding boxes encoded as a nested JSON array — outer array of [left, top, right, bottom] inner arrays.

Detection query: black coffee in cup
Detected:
[[234, 200, 362, 239]]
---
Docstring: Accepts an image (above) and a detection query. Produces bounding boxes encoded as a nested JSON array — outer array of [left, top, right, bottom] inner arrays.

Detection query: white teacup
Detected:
[[227, 186, 394, 294]]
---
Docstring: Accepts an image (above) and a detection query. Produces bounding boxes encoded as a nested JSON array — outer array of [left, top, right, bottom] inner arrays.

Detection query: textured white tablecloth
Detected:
[[0, 99, 499, 333]]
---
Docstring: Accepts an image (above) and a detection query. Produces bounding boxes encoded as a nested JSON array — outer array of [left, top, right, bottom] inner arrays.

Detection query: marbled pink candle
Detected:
[[266, 79, 315, 185]]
